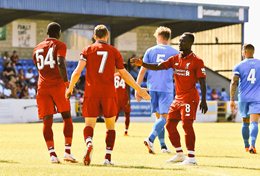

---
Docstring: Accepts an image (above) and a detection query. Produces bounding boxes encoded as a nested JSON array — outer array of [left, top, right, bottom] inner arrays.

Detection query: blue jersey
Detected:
[[233, 58, 260, 102], [143, 44, 178, 92]]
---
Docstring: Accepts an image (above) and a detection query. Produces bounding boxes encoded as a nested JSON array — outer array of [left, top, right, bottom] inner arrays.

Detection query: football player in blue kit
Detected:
[[230, 44, 260, 154]]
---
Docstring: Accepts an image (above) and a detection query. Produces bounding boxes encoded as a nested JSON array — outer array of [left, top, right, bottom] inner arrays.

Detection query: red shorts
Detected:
[[36, 84, 70, 119], [117, 97, 131, 113], [168, 100, 199, 120], [82, 97, 118, 118]]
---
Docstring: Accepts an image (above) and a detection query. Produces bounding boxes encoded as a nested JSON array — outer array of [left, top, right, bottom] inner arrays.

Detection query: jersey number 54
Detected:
[[35, 48, 55, 70]]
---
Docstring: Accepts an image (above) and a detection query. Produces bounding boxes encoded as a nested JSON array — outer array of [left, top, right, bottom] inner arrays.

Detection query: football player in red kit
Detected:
[[114, 66, 131, 136], [66, 24, 150, 166], [131, 32, 208, 165], [32, 22, 76, 163]]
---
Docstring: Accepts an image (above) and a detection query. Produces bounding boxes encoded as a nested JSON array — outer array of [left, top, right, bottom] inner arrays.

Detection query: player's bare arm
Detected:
[[135, 67, 147, 102], [57, 56, 69, 83], [198, 78, 208, 114], [230, 75, 239, 112], [65, 59, 86, 99], [130, 58, 165, 70], [118, 68, 150, 100]]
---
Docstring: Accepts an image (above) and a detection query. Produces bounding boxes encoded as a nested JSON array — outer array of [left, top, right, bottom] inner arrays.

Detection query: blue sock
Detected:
[[250, 121, 258, 147], [158, 128, 167, 149], [148, 117, 166, 143], [242, 122, 250, 148]]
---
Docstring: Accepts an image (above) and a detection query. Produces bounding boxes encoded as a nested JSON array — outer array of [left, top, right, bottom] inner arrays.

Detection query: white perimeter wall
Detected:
[[0, 99, 241, 124]]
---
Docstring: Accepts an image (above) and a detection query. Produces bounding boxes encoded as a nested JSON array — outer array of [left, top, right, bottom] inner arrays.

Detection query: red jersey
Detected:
[[114, 72, 129, 100], [32, 38, 67, 89], [81, 41, 124, 98], [162, 52, 206, 102]]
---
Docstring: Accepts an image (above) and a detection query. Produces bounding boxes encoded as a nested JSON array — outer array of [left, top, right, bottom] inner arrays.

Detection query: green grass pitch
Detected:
[[0, 122, 259, 176]]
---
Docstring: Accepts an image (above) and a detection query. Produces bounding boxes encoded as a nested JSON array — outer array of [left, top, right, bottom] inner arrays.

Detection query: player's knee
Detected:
[[182, 119, 194, 133], [43, 115, 53, 121], [243, 117, 250, 124], [166, 119, 177, 133], [165, 120, 171, 131], [61, 111, 71, 119], [105, 117, 116, 130]]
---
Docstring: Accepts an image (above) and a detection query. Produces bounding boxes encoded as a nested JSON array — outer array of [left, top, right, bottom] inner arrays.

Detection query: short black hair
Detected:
[[47, 22, 61, 37], [183, 32, 195, 44], [243, 44, 254, 51]]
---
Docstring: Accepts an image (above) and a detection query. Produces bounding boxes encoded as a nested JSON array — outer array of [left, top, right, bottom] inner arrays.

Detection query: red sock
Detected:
[[48, 147, 57, 157], [105, 130, 116, 161], [63, 118, 73, 154], [125, 112, 130, 130], [83, 126, 94, 145], [43, 118, 55, 156], [182, 119, 195, 157], [166, 119, 183, 152]]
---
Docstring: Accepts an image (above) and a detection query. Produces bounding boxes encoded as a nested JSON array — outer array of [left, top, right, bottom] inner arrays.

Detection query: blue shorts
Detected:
[[238, 102, 260, 118], [150, 91, 173, 114]]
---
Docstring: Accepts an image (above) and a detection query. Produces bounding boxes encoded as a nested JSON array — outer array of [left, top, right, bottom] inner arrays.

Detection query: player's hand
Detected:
[[137, 88, 150, 100], [135, 91, 142, 102], [130, 57, 143, 66], [65, 88, 73, 99], [199, 100, 208, 114], [230, 100, 237, 113]]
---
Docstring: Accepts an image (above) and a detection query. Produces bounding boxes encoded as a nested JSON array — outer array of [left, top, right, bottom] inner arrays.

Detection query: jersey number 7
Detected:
[[97, 51, 108, 73]]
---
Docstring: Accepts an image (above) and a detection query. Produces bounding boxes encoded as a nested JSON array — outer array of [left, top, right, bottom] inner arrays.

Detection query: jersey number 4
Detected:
[[35, 48, 55, 70], [247, 68, 256, 84]]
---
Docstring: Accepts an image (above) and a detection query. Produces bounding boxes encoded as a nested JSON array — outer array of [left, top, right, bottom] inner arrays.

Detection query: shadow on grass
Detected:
[[68, 162, 185, 171], [199, 164, 260, 171], [91, 164, 185, 171], [198, 155, 243, 159], [0, 160, 19, 164]]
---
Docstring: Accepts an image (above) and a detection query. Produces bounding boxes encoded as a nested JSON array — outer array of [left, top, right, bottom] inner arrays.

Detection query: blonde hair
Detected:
[[153, 26, 171, 40], [94, 24, 109, 39]]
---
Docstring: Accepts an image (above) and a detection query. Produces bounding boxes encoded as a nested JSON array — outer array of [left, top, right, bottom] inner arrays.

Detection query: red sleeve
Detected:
[[161, 56, 175, 69], [57, 42, 67, 58], [195, 59, 206, 78], [115, 48, 124, 69], [80, 47, 88, 61], [32, 49, 36, 65]]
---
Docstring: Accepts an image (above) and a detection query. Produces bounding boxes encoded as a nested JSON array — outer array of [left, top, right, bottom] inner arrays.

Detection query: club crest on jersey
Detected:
[[185, 63, 190, 69]]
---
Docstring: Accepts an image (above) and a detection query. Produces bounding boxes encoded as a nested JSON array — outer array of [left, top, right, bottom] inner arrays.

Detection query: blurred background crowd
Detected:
[[0, 51, 229, 101]]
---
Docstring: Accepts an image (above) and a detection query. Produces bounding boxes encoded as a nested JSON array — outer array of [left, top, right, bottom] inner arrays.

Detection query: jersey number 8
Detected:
[[35, 48, 55, 70]]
